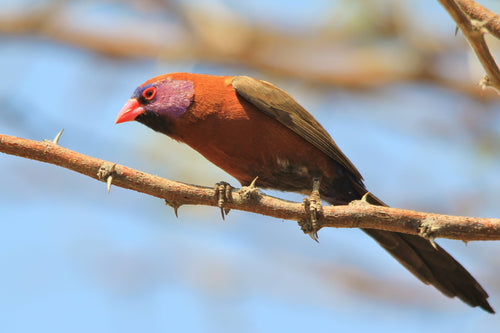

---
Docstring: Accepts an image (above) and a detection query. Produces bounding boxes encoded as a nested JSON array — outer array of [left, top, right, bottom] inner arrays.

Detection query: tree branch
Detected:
[[439, 0, 500, 93], [1, 132, 499, 241]]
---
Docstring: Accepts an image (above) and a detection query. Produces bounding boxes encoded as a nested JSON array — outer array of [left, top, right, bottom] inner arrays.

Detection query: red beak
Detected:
[[115, 99, 145, 124]]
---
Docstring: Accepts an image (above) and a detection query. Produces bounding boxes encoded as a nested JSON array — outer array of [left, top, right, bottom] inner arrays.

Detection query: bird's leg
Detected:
[[214, 181, 233, 220], [299, 178, 323, 242]]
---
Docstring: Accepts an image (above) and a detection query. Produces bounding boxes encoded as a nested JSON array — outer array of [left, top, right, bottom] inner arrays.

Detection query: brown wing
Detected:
[[233, 76, 494, 313], [232, 76, 362, 180]]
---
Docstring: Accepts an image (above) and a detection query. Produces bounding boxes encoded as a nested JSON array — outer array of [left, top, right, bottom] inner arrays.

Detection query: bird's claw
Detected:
[[299, 178, 323, 242], [214, 181, 233, 220], [307, 229, 319, 242]]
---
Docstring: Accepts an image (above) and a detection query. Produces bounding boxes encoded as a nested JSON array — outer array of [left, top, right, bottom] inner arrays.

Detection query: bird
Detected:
[[115, 72, 494, 313]]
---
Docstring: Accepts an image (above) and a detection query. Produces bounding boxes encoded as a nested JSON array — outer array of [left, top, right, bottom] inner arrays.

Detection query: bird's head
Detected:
[[115, 75, 194, 134]]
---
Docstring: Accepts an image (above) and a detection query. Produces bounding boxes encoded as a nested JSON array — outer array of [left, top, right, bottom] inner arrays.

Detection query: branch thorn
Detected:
[[239, 176, 261, 201], [361, 191, 371, 203], [165, 199, 182, 217], [97, 162, 116, 193], [53, 128, 64, 145], [429, 237, 438, 250]]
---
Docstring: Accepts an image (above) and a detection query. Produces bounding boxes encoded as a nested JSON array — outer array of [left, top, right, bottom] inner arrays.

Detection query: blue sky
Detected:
[[1, 1, 500, 332]]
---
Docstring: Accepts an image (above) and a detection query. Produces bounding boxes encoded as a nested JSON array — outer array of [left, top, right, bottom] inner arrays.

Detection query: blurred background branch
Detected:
[[439, 0, 500, 93], [1, 1, 500, 330], [1, 0, 500, 99]]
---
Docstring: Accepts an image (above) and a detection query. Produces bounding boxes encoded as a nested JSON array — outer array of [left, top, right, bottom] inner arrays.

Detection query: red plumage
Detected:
[[116, 72, 494, 313]]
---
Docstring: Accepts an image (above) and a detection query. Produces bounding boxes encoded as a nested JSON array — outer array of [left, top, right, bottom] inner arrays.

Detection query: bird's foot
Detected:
[[299, 178, 323, 242], [238, 177, 260, 202], [214, 181, 233, 220]]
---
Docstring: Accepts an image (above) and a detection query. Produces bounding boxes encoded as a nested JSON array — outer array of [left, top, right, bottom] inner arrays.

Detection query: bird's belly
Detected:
[[182, 123, 335, 193], [176, 101, 354, 198]]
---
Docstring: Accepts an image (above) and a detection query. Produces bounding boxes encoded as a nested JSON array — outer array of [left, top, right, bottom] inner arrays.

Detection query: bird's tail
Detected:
[[358, 192, 494, 313]]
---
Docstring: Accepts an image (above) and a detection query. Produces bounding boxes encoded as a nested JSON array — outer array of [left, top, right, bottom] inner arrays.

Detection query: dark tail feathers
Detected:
[[359, 192, 494, 313]]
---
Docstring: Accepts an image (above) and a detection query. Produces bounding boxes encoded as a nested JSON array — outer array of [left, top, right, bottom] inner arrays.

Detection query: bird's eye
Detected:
[[142, 86, 157, 100]]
